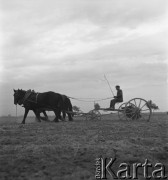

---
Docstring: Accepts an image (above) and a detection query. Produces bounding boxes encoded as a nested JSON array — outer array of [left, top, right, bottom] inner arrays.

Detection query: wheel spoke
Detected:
[[134, 111, 138, 120], [125, 109, 135, 120], [138, 99, 141, 109], [118, 102, 127, 120], [139, 102, 147, 110]]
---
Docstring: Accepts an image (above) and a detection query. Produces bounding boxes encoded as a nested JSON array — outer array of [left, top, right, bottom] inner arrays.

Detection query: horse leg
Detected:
[[67, 99, 73, 121], [32, 109, 39, 122], [63, 108, 72, 121], [58, 111, 64, 121], [42, 110, 49, 121], [67, 107, 73, 121], [22, 109, 29, 124], [32, 109, 41, 122], [53, 110, 60, 122], [38, 110, 49, 121], [67, 112, 73, 121], [61, 111, 66, 121]]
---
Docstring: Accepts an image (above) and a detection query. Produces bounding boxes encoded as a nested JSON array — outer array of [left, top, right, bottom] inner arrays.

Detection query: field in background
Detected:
[[0, 113, 168, 180]]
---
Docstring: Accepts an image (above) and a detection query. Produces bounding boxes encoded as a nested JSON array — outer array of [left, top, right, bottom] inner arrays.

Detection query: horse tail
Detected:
[[67, 97, 74, 118], [68, 98, 73, 112]]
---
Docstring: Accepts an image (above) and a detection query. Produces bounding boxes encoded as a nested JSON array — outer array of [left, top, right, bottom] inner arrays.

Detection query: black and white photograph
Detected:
[[0, 0, 167, 179]]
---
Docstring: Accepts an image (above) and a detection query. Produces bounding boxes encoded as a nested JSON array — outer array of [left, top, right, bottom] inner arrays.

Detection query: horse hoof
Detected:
[[53, 120, 59, 123]]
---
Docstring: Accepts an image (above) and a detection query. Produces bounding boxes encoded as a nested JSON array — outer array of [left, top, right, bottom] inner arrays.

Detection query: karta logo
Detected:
[[95, 158, 167, 179]]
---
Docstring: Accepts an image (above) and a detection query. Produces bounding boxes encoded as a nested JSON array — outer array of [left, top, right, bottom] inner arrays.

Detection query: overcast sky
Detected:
[[0, 0, 168, 116]]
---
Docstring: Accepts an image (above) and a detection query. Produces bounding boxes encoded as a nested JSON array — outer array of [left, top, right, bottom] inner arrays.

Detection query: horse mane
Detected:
[[17, 89, 26, 95]]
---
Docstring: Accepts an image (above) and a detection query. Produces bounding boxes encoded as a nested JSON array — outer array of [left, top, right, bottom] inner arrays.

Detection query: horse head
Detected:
[[13, 89, 26, 105]]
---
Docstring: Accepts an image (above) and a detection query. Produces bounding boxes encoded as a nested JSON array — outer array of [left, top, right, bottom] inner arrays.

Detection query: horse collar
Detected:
[[18, 90, 32, 105]]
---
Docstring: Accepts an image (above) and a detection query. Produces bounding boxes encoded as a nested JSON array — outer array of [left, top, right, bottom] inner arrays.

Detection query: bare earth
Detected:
[[0, 113, 167, 180]]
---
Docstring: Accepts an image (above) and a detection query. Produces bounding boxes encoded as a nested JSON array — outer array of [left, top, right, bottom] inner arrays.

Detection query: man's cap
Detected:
[[116, 85, 120, 88]]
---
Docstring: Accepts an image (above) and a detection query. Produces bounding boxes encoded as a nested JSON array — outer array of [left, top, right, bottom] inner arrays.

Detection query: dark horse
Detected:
[[13, 89, 64, 124]]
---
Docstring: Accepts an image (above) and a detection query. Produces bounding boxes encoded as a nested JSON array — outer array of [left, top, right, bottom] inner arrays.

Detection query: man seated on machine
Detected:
[[110, 85, 123, 109]]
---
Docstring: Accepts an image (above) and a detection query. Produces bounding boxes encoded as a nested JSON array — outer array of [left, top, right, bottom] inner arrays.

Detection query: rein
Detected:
[[68, 96, 112, 102], [16, 104, 17, 120]]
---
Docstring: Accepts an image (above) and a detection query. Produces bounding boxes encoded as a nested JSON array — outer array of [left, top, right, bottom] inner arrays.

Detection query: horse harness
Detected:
[[19, 90, 39, 105], [16, 90, 63, 111]]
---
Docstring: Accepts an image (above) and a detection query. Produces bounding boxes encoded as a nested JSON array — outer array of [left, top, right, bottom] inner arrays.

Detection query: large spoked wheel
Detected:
[[125, 98, 152, 121], [118, 102, 127, 120], [85, 110, 101, 121]]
